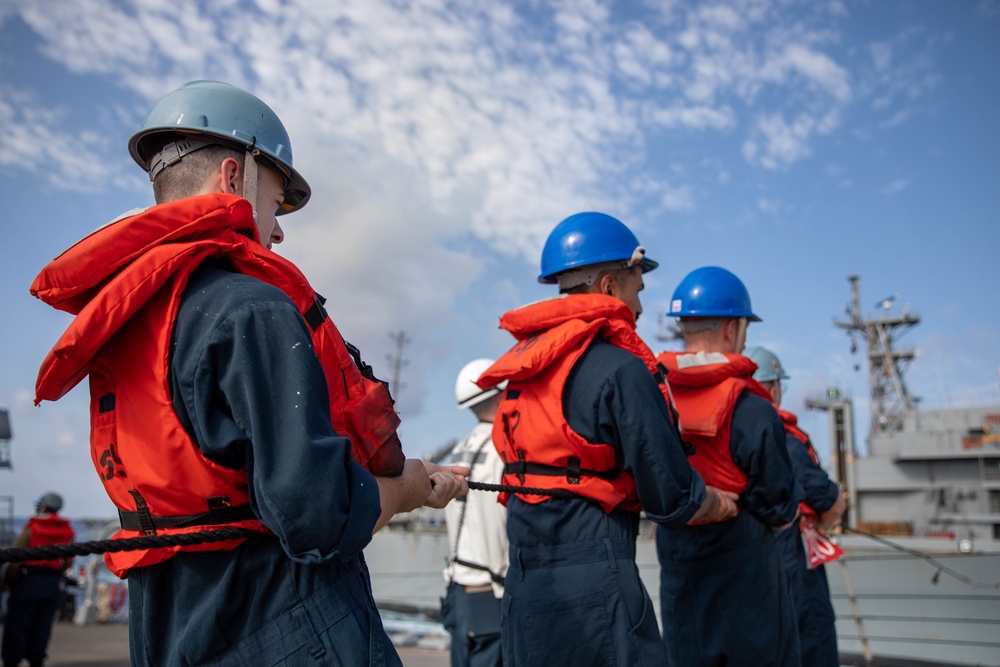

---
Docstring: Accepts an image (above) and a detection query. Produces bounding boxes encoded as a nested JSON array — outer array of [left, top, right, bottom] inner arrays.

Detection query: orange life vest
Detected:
[[777, 408, 822, 519], [25, 514, 75, 570], [777, 409, 817, 465], [656, 352, 773, 499], [777, 410, 844, 565], [31, 194, 403, 577], [478, 294, 679, 514]]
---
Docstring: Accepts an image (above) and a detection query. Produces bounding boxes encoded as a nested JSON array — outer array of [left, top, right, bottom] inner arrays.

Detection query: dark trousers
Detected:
[[775, 522, 839, 667], [502, 538, 665, 666], [2, 569, 62, 667], [441, 582, 502, 667]]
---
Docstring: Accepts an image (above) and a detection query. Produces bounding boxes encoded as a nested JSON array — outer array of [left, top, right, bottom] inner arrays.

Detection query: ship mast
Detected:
[[835, 275, 920, 433]]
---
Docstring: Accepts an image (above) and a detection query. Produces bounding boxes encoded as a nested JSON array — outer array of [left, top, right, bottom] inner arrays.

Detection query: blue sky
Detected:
[[1, 0, 998, 517]]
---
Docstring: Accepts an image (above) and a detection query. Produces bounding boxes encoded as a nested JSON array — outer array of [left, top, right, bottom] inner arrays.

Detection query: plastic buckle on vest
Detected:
[[206, 496, 234, 524], [566, 456, 581, 485], [127, 490, 157, 536], [515, 450, 526, 484]]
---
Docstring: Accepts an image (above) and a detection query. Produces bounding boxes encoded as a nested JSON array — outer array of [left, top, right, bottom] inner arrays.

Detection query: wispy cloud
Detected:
[[881, 178, 909, 195], [0, 84, 123, 192], [0, 0, 937, 371]]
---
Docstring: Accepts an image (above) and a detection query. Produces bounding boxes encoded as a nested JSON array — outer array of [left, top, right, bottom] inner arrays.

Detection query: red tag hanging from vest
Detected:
[[799, 518, 844, 569]]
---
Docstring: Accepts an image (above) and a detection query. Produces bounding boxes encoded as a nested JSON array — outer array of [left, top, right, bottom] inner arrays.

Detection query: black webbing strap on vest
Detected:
[[119, 494, 255, 534], [655, 363, 695, 457], [303, 294, 328, 331], [452, 557, 505, 586], [504, 450, 620, 486]]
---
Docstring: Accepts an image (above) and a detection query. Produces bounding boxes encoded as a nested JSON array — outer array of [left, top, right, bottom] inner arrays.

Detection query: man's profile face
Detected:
[[253, 165, 287, 249], [614, 266, 645, 322]]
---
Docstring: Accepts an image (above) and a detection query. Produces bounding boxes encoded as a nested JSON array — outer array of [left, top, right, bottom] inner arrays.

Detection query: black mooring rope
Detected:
[[0, 528, 261, 563], [468, 480, 573, 498], [18, 482, 996, 590], [0, 482, 568, 563]]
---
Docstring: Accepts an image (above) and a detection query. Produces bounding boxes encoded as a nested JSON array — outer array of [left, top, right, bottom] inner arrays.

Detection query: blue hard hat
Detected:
[[538, 212, 658, 284], [128, 80, 311, 214], [746, 346, 789, 383], [667, 266, 761, 321]]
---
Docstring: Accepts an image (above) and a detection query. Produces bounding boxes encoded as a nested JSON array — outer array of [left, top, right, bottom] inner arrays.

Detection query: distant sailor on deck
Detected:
[[747, 345, 846, 667], [2, 492, 74, 667], [441, 359, 510, 667], [477, 213, 738, 666], [657, 267, 804, 667]]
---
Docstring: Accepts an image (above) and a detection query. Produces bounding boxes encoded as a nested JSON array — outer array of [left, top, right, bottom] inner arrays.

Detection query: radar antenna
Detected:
[[835, 276, 919, 433]]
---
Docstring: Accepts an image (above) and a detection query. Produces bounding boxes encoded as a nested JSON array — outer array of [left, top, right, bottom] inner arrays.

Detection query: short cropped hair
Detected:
[[151, 144, 245, 204], [559, 266, 633, 295], [678, 317, 728, 333]]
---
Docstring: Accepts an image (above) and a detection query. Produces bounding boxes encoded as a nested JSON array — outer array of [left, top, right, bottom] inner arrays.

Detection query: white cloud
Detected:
[[745, 111, 823, 169], [881, 178, 909, 195], [871, 42, 893, 72], [757, 198, 779, 214], [661, 184, 694, 211], [0, 0, 912, 363], [0, 85, 125, 192], [783, 44, 851, 102]]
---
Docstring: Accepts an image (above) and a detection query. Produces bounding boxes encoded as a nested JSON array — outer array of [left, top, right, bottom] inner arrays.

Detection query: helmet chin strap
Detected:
[[242, 143, 261, 225]]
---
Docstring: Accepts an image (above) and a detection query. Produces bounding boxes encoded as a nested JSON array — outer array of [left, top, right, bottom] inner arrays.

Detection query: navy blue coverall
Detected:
[[502, 338, 706, 667], [127, 265, 398, 667], [656, 393, 803, 667], [2, 565, 63, 667], [775, 428, 841, 667]]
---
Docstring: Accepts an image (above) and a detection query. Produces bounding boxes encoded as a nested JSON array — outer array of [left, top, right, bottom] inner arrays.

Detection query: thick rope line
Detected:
[[468, 480, 573, 497], [0, 483, 564, 563], [0, 528, 261, 563], [5, 483, 997, 590]]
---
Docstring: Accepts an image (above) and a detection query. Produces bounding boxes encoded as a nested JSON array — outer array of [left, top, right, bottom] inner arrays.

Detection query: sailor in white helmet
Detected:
[[441, 359, 510, 667]]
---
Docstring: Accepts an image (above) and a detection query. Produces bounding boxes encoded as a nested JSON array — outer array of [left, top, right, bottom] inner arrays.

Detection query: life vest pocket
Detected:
[[90, 373, 126, 483]]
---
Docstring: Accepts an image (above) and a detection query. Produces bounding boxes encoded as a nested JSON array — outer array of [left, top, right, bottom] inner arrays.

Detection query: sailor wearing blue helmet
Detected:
[[656, 267, 803, 667], [480, 213, 738, 666]]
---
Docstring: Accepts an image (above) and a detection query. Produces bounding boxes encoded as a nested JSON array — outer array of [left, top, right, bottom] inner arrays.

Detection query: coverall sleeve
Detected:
[[174, 289, 381, 564], [786, 433, 840, 513], [598, 356, 706, 528], [730, 393, 802, 527]]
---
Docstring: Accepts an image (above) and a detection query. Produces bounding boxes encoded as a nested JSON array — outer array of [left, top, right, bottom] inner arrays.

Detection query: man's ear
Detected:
[[724, 318, 740, 344], [598, 272, 616, 297], [220, 157, 241, 195]]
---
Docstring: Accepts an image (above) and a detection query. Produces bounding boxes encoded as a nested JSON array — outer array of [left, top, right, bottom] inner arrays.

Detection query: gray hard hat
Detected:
[[36, 492, 64, 513]]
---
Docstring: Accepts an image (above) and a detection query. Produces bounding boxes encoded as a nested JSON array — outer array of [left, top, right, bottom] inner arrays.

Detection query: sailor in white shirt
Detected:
[[442, 358, 510, 667]]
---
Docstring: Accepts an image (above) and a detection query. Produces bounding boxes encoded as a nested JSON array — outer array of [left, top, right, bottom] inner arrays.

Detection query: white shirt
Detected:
[[443, 420, 509, 598]]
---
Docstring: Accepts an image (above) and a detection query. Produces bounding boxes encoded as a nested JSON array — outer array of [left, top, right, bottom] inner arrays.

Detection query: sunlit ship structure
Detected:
[[808, 276, 1000, 667]]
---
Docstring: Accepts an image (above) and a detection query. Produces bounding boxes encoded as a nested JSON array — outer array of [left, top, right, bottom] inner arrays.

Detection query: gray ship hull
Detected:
[[366, 527, 1000, 667], [828, 536, 1000, 667]]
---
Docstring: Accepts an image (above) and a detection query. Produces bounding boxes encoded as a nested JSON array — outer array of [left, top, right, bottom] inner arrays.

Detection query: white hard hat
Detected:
[[455, 358, 507, 409]]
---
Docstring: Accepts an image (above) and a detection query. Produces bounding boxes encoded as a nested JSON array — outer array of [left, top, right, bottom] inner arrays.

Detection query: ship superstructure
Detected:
[[807, 277, 1000, 667], [812, 276, 1000, 546]]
